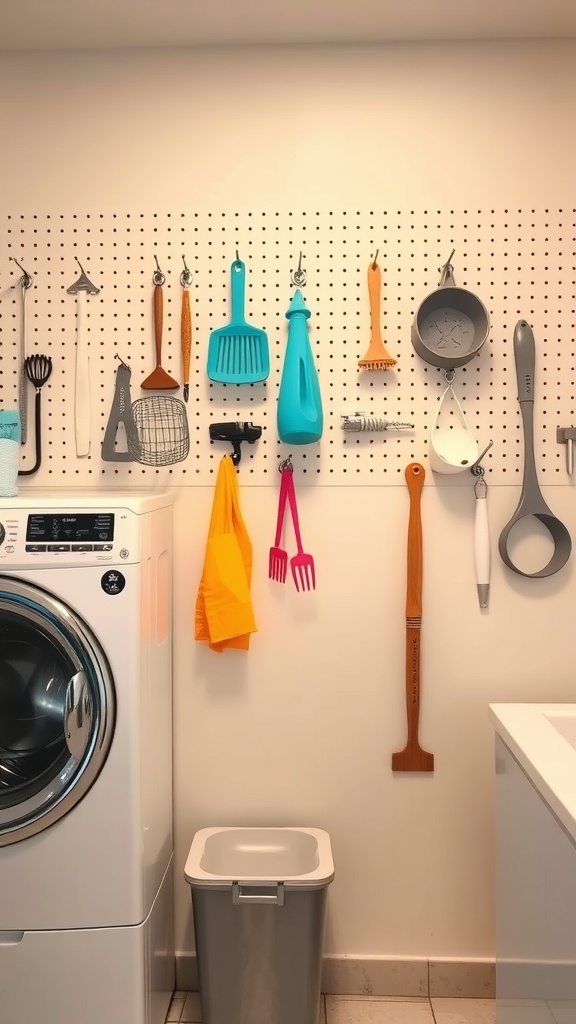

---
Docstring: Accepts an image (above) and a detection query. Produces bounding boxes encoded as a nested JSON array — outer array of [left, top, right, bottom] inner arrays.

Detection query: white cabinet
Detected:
[[496, 735, 576, 1023]]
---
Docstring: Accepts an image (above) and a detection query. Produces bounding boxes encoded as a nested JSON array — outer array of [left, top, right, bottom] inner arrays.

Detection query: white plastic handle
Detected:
[[232, 882, 285, 906], [19, 286, 28, 445], [74, 291, 91, 457], [474, 494, 490, 609]]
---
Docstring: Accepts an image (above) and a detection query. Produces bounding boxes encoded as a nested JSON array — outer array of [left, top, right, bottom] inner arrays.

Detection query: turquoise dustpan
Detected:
[[277, 290, 323, 445], [207, 259, 269, 384]]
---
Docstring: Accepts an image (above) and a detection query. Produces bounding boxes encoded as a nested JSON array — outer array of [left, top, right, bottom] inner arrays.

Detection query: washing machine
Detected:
[[0, 491, 174, 1024]]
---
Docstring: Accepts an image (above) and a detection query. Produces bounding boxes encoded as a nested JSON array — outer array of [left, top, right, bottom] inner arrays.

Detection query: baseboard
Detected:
[[175, 953, 495, 998]]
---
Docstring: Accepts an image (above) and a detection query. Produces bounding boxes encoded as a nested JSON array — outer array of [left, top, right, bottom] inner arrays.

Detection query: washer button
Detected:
[[71, 544, 93, 552], [48, 544, 70, 552], [26, 544, 47, 553]]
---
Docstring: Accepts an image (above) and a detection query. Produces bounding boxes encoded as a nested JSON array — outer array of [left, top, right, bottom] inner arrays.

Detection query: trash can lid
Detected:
[[184, 827, 334, 887]]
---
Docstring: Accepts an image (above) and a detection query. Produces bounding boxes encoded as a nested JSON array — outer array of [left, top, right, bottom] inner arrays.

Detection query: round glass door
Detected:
[[0, 577, 115, 846]]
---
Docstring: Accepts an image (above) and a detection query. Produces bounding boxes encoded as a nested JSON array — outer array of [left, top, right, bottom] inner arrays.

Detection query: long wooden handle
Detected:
[[367, 262, 383, 344], [405, 462, 424, 619], [154, 284, 163, 368], [392, 462, 434, 773], [181, 289, 191, 384], [405, 463, 424, 743], [404, 625, 423, 747]]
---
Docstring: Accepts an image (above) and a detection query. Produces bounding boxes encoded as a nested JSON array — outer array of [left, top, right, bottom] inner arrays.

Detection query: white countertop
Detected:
[[490, 703, 576, 845]]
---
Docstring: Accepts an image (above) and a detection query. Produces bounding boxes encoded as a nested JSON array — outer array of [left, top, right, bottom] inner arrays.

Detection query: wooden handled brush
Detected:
[[358, 257, 397, 371], [392, 463, 434, 773], [181, 288, 191, 402], [142, 279, 179, 390]]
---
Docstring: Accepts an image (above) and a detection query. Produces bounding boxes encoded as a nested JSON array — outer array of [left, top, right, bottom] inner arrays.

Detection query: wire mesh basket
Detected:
[[129, 396, 190, 466]]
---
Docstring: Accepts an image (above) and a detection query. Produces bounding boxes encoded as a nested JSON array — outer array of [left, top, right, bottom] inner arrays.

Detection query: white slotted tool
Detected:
[[9, 258, 34, 446], [474, 474, 490, 609], [67, 258, 100, 458], [74, 290, 90, 456]]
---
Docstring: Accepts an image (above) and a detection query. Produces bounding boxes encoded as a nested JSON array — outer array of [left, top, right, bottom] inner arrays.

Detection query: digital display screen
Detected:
[[26, 514, 115, 543]]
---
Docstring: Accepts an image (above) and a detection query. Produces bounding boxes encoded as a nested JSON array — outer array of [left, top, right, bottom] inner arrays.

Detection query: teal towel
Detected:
[[0, 410, 21, 443]]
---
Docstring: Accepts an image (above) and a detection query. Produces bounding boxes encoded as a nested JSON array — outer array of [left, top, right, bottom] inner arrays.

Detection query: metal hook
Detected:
[[290, 251, 307, 288], [114, 353, 131, 370], [442, 248, 456, 270], [66, 257, 100, 295], [180, 255, 193, 288], [279, 454, 294, 473], [470, 439, 493, 477], [236, 250, 240, 262], [10, 256, 33, 289], [152, 255, 165, 286], [444, 368, 456, 385], [372, 249, 379, 269], [438, 248, 456, 287]]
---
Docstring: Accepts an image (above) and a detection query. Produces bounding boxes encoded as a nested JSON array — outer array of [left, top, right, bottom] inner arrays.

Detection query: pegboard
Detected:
[[0, 207, 574, 486]]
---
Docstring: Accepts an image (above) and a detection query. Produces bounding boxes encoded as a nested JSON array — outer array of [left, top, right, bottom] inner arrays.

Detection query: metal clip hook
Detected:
[[152, 255, 165, 286], [290, 251, 307, 288], [440, 249, 456, 274], [470, 439, 493, 477], [9, 256, 33, 290], [279, 454, 294, 473], [438, 249, 456, 288], [180, 255, 193, 288], [474, 472, 487, 498]]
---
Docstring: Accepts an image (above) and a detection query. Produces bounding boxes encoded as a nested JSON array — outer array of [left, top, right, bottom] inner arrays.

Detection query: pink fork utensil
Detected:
[[284, 470, 316, 592], [268, 468, 290, 583]]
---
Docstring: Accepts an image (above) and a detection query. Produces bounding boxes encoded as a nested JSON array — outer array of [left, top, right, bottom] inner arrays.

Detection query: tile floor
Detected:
[[166, 991, 495, 1023]]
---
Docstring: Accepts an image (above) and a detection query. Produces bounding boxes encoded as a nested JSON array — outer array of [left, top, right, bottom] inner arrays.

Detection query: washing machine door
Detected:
[[0, 576, 115, 846]]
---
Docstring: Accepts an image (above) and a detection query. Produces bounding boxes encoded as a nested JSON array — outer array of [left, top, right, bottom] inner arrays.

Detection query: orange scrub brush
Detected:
[[358, 255, 397, 371]]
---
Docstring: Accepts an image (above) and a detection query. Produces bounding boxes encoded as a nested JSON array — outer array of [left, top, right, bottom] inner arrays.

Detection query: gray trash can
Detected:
[[185, 826, 334, 1024]]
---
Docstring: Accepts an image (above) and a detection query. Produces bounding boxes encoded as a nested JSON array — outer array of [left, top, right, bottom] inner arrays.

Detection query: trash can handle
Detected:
[[232, 882, 285, 906]]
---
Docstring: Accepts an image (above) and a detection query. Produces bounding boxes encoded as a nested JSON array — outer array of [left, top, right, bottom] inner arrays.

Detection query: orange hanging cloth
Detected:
[[195, 454, 257, 652]]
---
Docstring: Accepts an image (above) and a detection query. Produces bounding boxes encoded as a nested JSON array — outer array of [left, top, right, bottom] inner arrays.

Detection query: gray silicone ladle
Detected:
[[498, 320, 572, 578]]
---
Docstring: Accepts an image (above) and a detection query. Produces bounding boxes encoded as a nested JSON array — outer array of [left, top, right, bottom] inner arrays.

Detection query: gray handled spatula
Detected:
[[102, 357, 138, 462]]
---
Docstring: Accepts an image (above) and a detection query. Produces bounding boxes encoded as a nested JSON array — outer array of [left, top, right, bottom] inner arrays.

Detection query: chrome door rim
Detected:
[[0, 576, 115, 846]]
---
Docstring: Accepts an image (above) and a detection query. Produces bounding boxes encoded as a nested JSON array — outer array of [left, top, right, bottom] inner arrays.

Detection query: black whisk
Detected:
[[19, 354, 53, 477]]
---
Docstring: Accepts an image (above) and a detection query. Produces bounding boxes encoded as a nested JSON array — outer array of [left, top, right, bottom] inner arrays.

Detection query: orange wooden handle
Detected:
[[153, 284, 163, 367], [405, 462, 425, 619], [393, 462, 433, 772], [367, 261, 383, 343], [181, 290, 191, 382], [405, 624, 422, 739]]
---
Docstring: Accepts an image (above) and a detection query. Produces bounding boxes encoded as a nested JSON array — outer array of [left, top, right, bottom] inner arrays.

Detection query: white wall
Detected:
[[1, 39, 576, 960]]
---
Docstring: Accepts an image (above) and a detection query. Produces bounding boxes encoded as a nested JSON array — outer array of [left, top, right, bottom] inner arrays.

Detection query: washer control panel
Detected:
[[26, 512, 115, 551], [0, 509, 138, 566]]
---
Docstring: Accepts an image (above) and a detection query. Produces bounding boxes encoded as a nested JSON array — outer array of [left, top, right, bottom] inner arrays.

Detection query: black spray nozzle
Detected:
[[209, 421, 262, 466]]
